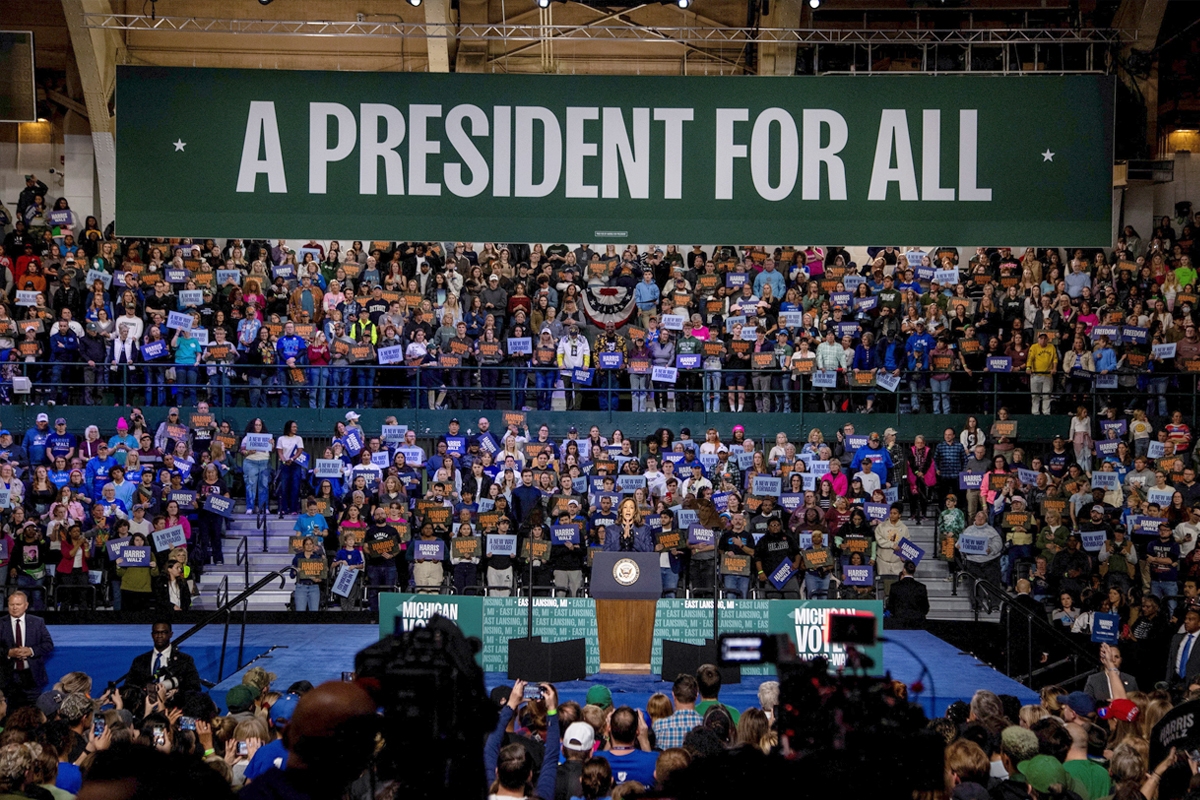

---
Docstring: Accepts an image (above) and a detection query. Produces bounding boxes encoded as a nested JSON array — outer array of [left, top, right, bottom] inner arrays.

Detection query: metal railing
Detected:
[[10, 360, 1177, 420], [172, 568, 295, 684], [235, 536, 250, 589], [967, 575, 1101, 687]]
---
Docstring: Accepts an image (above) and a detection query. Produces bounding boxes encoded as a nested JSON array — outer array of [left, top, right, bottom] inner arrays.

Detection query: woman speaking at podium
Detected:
[[604, 498, 653, 552]]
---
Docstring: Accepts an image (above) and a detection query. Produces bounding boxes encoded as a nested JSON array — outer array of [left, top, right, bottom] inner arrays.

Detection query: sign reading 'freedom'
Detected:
[[116, 67, 1113, 244]]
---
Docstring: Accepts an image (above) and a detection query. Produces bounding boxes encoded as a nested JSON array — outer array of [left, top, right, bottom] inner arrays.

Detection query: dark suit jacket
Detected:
[[1166, 631, 1200, 685], [603, 524, 654, 553], [886, 576, 930, 628], [125, 647, 202, 694], [0, 614, 54, 689], [1083, 670, 1138, 701]]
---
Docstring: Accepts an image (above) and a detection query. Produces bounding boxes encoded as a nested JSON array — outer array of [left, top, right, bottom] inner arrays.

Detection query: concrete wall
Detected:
[[1121, 151, 1200, 236], [0, 121, 98, 227]]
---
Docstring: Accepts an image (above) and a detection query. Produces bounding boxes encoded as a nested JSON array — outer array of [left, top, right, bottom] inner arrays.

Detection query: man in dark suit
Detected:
[[0, 591, 54, 707], [886, 561, 929, 629], [125, 620, 202, 694], [1167, 604, 1200, 687], [1085, 642, 1139, 701]]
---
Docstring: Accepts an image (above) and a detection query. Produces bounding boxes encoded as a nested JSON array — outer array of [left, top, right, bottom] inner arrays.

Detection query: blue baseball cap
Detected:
[[269, 693, 301, 725]]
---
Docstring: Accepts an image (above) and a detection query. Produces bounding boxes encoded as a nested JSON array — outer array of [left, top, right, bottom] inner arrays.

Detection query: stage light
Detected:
[[258, 0, 274, 5], [678, 0, 691, 7], [408, 0, 423, 6], [808, 0, 820, 7], [538, 0, 551, 8]]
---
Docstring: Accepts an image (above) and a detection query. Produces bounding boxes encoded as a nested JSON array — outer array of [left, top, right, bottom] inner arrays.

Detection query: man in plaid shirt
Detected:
[[652, 674, 703, 750], [934, 427, 968, 510]]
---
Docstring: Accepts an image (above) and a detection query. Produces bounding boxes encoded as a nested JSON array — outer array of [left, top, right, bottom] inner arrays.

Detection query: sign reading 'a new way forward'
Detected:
[[116, 68, 1113, 245]]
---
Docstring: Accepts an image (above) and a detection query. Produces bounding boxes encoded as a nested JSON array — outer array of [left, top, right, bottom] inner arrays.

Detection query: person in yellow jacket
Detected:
[[1026, 331, 1059, 415]]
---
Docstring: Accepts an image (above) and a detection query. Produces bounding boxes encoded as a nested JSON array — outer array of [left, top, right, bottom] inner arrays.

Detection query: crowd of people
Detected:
[[3, 211, 1200, 415], [0, 390, 1196, 618], [7, 600, 1200, 800]]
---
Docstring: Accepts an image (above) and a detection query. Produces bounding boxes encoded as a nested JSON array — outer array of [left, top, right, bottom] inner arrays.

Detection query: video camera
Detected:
[[717, 617, 944, 800], [355, 614, 497, 798]]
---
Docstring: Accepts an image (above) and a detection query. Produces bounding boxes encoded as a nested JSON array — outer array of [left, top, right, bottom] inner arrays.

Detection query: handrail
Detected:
[[971, 577, 1101, 685], [173, 568, 294, 683], [215, 575, 229, 610], [256, 501, 268, 554], [235, 536, 250, 590]]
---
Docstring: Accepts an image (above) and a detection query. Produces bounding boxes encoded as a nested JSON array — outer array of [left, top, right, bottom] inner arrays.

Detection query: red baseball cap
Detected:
[[1098, 698, 1138, 722]]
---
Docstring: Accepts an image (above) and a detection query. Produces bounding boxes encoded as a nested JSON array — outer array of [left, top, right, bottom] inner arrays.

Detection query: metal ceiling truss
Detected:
[[81, 12, 1131, 46]]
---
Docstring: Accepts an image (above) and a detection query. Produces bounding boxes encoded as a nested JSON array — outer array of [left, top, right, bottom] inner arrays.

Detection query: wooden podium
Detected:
[[591, 552, 662, 673]]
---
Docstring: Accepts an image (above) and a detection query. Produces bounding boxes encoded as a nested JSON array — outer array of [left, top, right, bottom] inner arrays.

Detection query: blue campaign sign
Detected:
[[1080, 530, 1108, 552], [843, 564, 875, 586], [1090, 471, 1120, 490], [875, 373, 901, 392], [551, 524, 580, 545], [845, 434, 869, 451], [751, 476, 782, 497], [168, 490, 196, 510], [651, 366, 678, 384], [808, 460, 831, 476], [688, 526, 717, 546], [343, 429, 364, 457], [166, 310, 193, 331], [331, 565, 358, 598], [853, 296, 879, 312], [712, 492, 731, 512], [573, 368, 594, 386], [377, 345, 404, 365], [445, 436, 467, 456], [735, 451, 756, 470], [1094, 439, 1121, 458], [1095, 374, 1118, 390], [1100, 419, 1128, 438], [779, 311, 804, 328], [934, 268, 960, 285], [165, 268, 188, 283], [217, 269, 242, 285], [958, 534, 990, 556], [204, 494, 235, 518], [105, 536, 131, 560], [958, 472, 985, 490], [863, 502, 890, 522], [726, 272, 749, 289], [140, 340, 168, 361], [273, 263, 295, 279], [830, 291, 851, 308], [572, 477, 588, 494], [599, 352, 624, 369], [371, 451, 390, 469], [1122, 326, 1148, 345], [915, 265, 935, 282], [796, 531, 813, 550], [882, 486, 899, 504], [835, 322, 861, 339], [415, 540, 446, 560], [676, 354, 702, 370], [675, 508, 699, 529], [986, 356, 1012, 373], [1147, 441, 1166, 459], [507, 337, 533, 355], [315, 459, 343, 479], [896, 538, 925, 565], [1017, 468, 1041, 486], [120, 546, 151, 566], [152, 524, 188, 552], [812, 370, 838, 388], [1131, 515, 1166, 536], [381, 424, 408, 443], [843, 274, 866, 290], [244, 433, 273, 452], [1091, 612, 1121, 644], [487, 534, 518, 556], [778, 493, 803, 511], [1092, 325, 1122, 344], [724, 315, 747, 332], [768, 559, 796, 590], [617, 474, 647, 493], [1148, 488, 1176, 508]]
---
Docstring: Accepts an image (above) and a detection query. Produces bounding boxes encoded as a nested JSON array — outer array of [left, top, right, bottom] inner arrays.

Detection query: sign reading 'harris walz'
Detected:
[[116, 67, 1113, 244]]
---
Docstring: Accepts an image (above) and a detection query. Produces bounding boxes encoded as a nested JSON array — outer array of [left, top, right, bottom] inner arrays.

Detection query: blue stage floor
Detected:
[[46, 625, 1034, 717]]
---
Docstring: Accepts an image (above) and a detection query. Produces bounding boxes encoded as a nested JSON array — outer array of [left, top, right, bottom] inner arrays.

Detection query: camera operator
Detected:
[[485, 679, 560, 800]]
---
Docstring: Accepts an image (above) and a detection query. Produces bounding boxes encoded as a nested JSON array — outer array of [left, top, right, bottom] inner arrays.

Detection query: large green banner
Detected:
[[379, 593, 602, 673], [116, 67, 1112, 245], [651, 598, 884, 676]]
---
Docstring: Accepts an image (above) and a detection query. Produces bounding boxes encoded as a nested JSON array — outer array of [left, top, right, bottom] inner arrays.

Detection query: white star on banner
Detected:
[[1041, 149, 1055, 162], [173, 140, 187, 152]]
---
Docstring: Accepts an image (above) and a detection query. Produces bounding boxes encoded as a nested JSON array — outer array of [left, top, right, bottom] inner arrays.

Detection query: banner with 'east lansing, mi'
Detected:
[[116, 66, 1113, 245]]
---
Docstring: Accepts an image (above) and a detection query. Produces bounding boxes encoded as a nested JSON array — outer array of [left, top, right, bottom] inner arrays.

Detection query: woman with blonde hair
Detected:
[[736, 708, 772, 753]]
